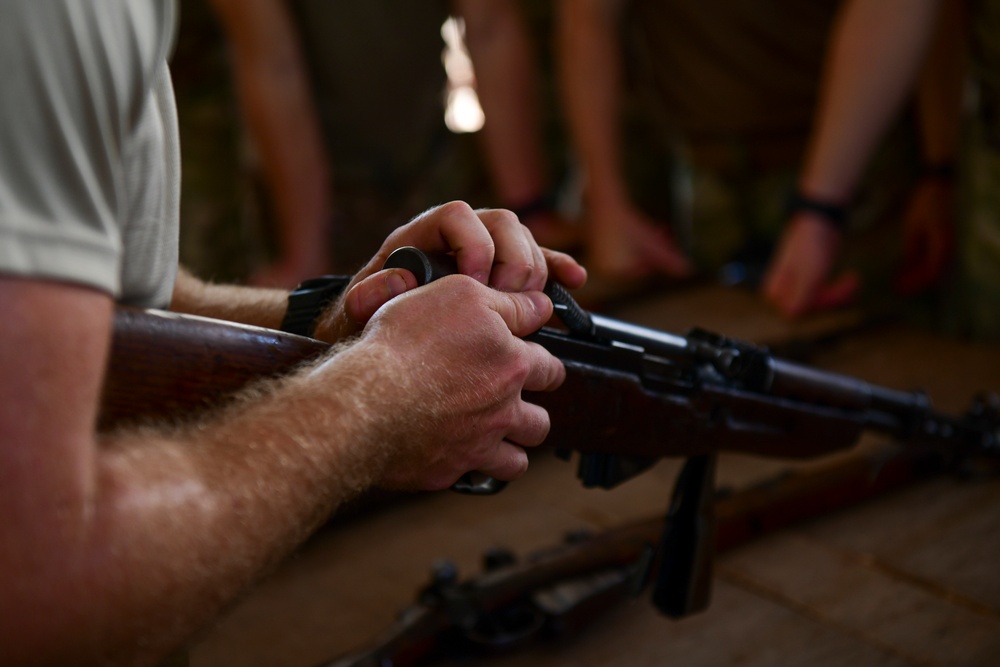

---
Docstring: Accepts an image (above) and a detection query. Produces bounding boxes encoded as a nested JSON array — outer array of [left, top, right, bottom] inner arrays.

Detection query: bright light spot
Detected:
[[441, 16, 485, 134], [446, 86, 485, 133]]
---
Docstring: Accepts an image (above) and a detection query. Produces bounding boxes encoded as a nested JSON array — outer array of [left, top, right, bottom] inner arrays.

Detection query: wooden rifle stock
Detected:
[[100, 307, 328, 430]]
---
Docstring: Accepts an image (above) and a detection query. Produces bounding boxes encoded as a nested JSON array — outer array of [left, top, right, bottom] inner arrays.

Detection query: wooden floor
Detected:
[[189, 285, 1000, 667]]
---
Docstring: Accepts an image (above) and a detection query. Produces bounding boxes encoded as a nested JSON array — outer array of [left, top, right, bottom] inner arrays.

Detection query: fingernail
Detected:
[[527, 290, 551, 318], [387, 271, 408, 298]]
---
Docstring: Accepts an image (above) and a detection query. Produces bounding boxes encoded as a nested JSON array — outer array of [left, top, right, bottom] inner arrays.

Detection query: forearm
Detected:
[[457, 0, 548, 205], [237, 55, 333, 273], [556, 0, 629, 206], [210, 0, 333, 274], [799, 0, 941, 201], [20, 340, 390, 666], [170, 265, 289, 330]]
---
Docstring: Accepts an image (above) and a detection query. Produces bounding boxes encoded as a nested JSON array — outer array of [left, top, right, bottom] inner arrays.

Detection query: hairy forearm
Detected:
[[15, 339, 391, 666], [170, 266, 289, 330], [556, 0, 628, 205], [800, 0, 941, 201]]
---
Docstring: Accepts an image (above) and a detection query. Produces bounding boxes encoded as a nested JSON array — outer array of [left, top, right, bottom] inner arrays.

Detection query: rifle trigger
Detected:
[[652, 454, 717, 618]]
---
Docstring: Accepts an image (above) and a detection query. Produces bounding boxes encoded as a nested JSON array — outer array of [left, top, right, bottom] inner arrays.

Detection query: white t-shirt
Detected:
[[0, 0, 180, 308]]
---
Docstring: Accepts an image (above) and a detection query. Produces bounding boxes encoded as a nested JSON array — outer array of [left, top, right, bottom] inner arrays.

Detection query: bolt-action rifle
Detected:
[[317, 442, 942, 667], [100, 247, 1000, 627]]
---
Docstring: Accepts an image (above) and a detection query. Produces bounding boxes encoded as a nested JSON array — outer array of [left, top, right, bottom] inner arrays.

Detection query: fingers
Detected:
[[342, 269, 420, 328], [387, 202, 580, 294], [488, 288, 554, 337], [405, 202, 548, 290], [391, 201, 497, 284], [762, 214, 845, 318], [765, 261, 859, 317], [506, 400, 553, 447], [762, 260, 807, 317], [520, 339, 566, 392], [763, 269, 807, 317], [765, 270, 825, 317], [476, 442, 530, 481], [476, 402, 551, 482], [476, 208, 548, 292], [542, 248, 588, 290], [476, 399, 554, 481], [764, 267, 816, 318]]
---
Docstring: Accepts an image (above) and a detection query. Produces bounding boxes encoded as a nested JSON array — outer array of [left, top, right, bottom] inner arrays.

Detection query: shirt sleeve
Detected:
[[0, 4, 150, 297]]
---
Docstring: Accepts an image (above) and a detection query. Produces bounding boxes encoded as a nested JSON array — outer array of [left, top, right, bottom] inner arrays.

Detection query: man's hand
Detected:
[[313, 201, 587, 342], [894, 177, 955, 295], [325, 276, 565, 490], [762, 213, 860, 318], [585, 198, 692, 282]]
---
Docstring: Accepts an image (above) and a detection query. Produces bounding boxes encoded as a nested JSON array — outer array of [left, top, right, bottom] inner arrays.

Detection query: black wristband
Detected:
[[280, 275, 352, 337], [785, 190, 849, 231]]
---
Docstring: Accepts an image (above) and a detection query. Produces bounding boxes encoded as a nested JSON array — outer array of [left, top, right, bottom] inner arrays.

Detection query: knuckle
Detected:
[[521, 222, 537, 242], [501, 260, 536, 287], [484, 207, 520, 227], [510, 352, 533, 385], [507, 293, 530, 329], [439, 200, 476, 219], [532, 411, 552, 445]]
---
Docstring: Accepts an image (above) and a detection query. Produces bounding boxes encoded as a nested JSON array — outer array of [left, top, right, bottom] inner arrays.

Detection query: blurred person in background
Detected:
[[556, 0, 958, 323], [209, 0, 578, 288], [761, 0, 965, 320]]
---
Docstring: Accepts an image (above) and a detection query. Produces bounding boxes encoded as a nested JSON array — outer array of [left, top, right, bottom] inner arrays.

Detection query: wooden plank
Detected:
[[718, 498, 1000, 666], [792, 476, 1000, 613], [434, 578, 915, 667]]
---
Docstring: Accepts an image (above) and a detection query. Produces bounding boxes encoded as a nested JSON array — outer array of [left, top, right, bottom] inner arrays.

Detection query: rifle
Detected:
[[317, 442, 936, 667], [100, 247, 1000, 621]]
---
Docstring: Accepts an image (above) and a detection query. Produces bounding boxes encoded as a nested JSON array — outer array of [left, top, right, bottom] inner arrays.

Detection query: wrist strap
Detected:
[[785, 190, 849, 231], [280, 275, 352, 337]]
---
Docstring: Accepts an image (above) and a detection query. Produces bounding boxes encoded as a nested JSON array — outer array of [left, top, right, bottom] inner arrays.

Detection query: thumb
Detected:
[[344, 269, 420, 327], [491, 290, 553, 337]]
